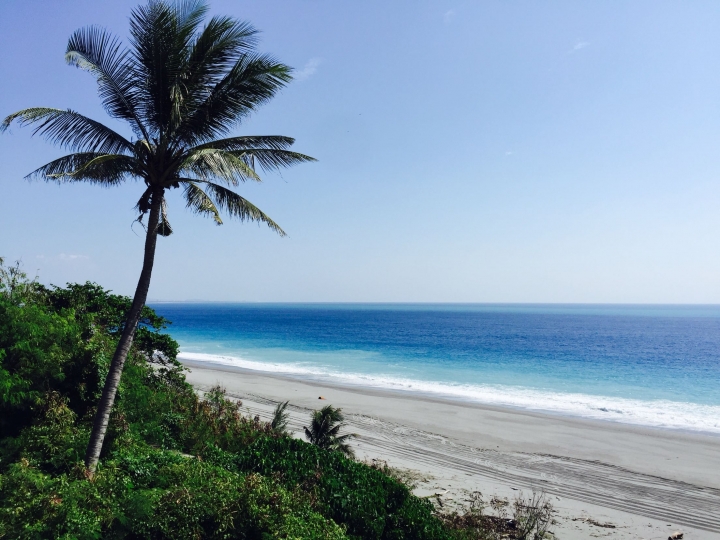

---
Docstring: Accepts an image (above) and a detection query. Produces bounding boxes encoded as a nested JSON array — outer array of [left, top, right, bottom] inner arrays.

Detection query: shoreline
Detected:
[[181, 358, 720, 539], [178, 355, 720, 442]]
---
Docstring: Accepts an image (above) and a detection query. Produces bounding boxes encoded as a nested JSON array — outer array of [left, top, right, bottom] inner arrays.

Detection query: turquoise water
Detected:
[[150, 303, 720, 434]]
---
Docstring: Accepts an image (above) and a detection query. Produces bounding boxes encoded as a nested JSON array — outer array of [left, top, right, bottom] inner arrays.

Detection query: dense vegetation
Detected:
[[0, 263, 471, 539]]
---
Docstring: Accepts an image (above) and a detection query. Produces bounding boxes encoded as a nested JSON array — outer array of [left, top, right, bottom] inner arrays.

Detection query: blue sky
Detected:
[[2, 1, 720, 302]]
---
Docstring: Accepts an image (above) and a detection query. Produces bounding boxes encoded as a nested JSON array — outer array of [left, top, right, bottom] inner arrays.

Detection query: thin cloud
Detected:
[[505, 151, 513, 156], [573, 41, 590, 51], [59, 253, 89, 261], [444, 10, 456, 24], [295, 57, 322, 81], [37, 253, 89, 261]]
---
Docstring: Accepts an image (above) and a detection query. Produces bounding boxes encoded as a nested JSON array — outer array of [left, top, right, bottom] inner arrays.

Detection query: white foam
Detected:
[[178, 352, 720, 434]]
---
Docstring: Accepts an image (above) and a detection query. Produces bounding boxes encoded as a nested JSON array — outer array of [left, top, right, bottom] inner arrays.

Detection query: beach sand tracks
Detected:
[[354, 416, 720, 533]]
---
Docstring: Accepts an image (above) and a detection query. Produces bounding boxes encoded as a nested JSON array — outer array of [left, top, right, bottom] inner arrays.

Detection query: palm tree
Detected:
[[1, 0, 314, 476], [304, 405, 355, 457]]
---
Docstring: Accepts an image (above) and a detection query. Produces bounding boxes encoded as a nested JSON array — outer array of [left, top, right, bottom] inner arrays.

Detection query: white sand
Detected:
[[181, 359, 720, 540]]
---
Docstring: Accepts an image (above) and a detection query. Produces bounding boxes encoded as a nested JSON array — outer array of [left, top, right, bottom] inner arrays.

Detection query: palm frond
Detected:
[[66, 26, 148, 140], [184, 136, 314, 175], [179, 16, 258, 111], [128, 1, 183, 134], [190, 135, 295, 152], [129, 1, 209, 134], [271, 401, 290, 433], [135, 187, 153, 216], [230, 149, 316, 172], [167, 1, 211, 131], [182, 181, 223, 224], [190, 15, 257, 67], [194, 180, 285, 236], [331, 439, 355, 458], [26, 153, 135, 185], [175, 0, 209, 30], [180, 148, 261, 185], [333, 433, 355, 445], [1, 108, 133, 154], [158, 197, 173, 236], [176, 53, 292, 145], [325, 424, 343, 438]]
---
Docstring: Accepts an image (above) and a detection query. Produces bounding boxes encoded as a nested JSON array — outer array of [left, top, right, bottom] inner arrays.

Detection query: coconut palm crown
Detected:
[[2, 0, 314, 476], [304, 405, 355, 458]]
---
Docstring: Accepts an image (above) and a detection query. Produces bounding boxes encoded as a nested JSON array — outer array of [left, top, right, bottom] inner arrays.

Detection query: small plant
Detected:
[[304, 405, 356, 457], [512, 491, 555, 540], [271, 400, 291, 434]]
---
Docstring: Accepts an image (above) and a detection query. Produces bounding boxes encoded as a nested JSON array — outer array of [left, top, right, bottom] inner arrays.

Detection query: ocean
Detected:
[[150, 303, 720, 434]]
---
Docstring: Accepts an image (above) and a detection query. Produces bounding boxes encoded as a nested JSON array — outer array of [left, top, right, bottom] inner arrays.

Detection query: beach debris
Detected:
[[437, 491, 557, 540], [432, 492, 447, 508], [572, 517, 616, 528], [418, 489, 457, 510], [668, 532, 683, 540]]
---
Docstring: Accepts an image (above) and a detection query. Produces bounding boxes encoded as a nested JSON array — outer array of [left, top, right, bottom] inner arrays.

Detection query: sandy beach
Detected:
[[181, 358, 720, 540]]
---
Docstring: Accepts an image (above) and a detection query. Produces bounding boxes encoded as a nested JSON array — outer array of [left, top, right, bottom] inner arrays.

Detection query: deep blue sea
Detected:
[[150, 303, 720, 434]]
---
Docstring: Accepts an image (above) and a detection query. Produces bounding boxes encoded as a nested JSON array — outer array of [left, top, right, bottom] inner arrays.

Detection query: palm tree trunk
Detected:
[[84, 188, 163, 477]]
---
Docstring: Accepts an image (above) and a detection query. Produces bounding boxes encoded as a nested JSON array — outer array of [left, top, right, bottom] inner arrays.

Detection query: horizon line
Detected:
[[146, 300, 720, 306]]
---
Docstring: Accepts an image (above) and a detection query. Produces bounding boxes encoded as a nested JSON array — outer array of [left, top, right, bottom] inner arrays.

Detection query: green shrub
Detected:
[[0, 448, 350, 540], [205, 436, 452, 540], [119, 458, 348, 539], [0, 459, 120, 539]]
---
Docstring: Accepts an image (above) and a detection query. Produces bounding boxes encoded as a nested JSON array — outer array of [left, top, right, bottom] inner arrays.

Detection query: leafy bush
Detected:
[[206, 436, 452, 539], [0, 447, 350, 540]]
